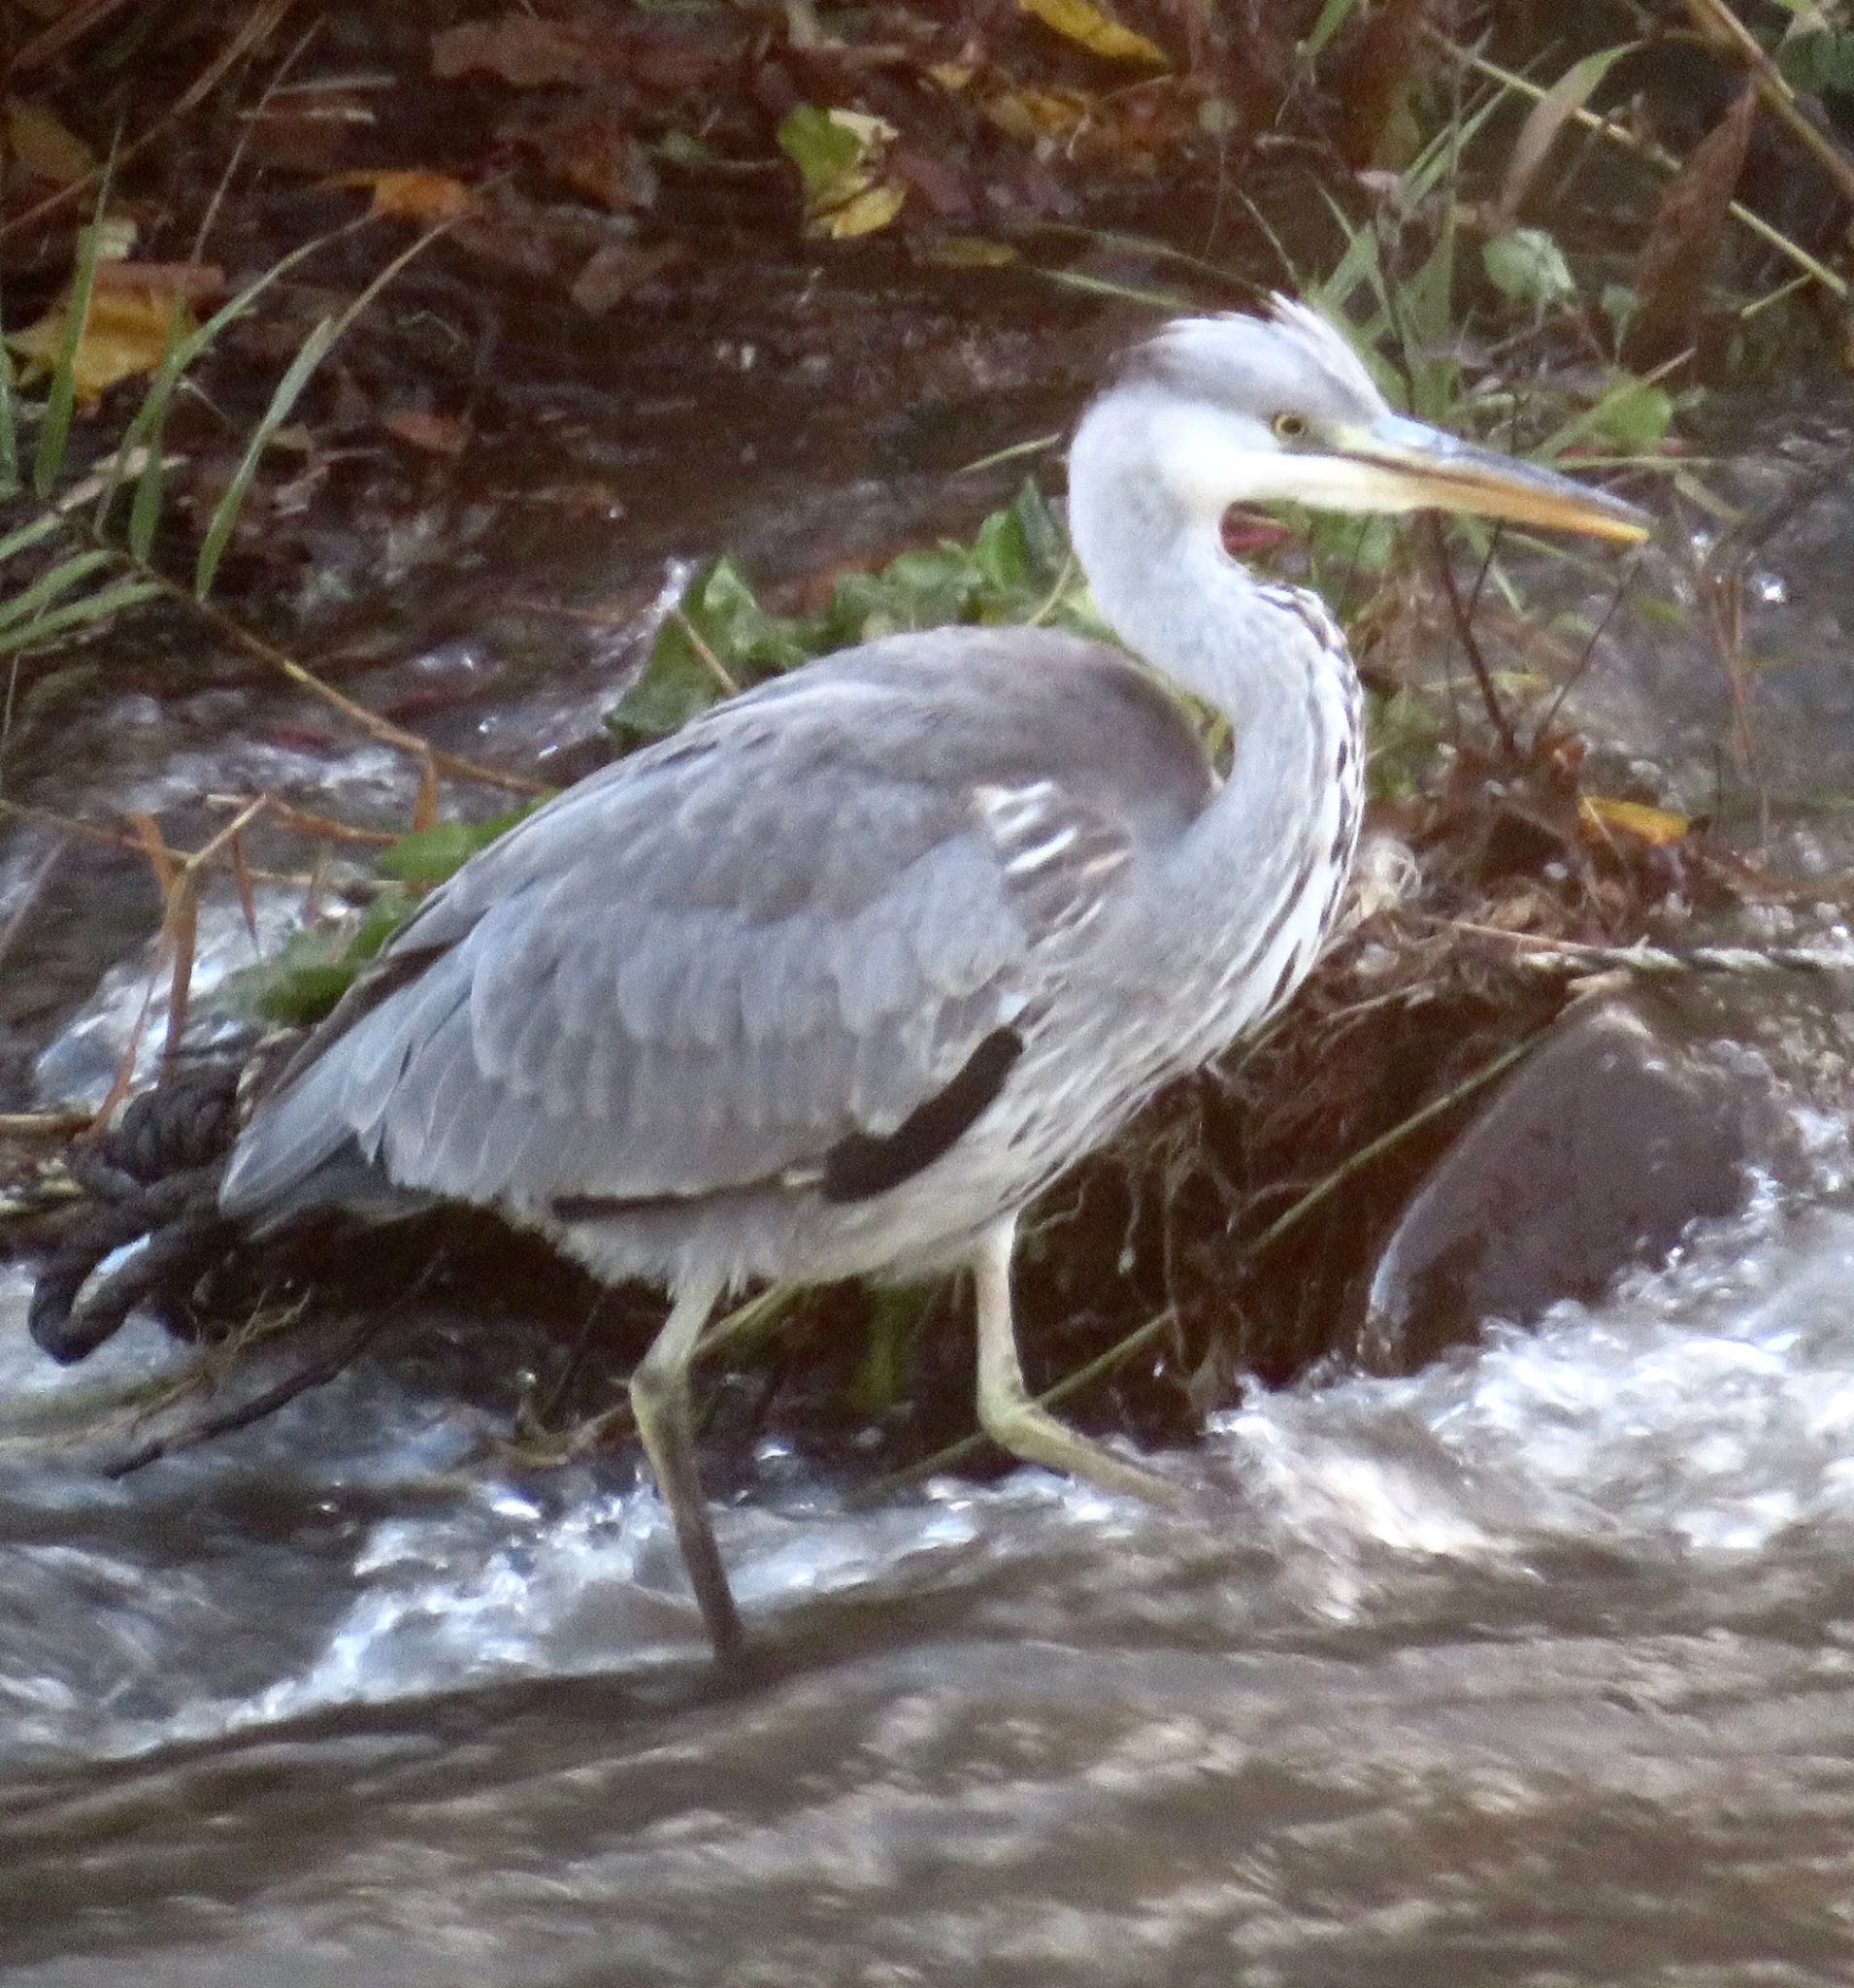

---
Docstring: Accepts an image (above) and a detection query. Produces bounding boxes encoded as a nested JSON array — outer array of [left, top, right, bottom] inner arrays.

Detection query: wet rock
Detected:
[[1362, 994, 1782, 1373]]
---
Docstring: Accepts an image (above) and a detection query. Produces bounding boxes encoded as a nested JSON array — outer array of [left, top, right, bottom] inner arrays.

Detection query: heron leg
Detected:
[[629, 1275, 745, 1661], [973, 1216, 1189, 1509]]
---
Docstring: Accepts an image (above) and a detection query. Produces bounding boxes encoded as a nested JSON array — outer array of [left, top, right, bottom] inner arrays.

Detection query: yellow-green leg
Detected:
[[972, 1215, 1189, 1508], [629, 1274, 745, 1660]]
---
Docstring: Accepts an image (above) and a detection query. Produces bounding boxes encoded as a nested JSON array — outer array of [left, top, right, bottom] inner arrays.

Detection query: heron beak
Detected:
[[1343, 414, 1653, 544]]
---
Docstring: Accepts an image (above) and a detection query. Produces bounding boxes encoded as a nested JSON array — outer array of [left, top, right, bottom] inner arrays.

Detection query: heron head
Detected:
[[1109, 297, 1651, 546]]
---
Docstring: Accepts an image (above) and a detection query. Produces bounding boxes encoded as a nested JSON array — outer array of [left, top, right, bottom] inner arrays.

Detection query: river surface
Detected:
[[7, 256, 1854, 1980], [5, 1184, 1854, 1985]]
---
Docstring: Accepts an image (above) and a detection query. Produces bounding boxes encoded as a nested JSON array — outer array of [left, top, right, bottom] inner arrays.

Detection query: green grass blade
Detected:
[[1301, 0, 1362, 60], [0, 348, 18, 496], [0, 547, 116, 629], [32, 215, 107, 498], [193, 315, 336, 599], [32, 155, 116, 498], [0, 507, 74, 569], [96, 295, 189, 543], [192, 215, 451, 601], [0, 576, 162, 657]]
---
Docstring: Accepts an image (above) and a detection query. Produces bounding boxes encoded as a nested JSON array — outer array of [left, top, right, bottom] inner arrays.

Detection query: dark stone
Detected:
[[1363, 997, 1771, 1373]]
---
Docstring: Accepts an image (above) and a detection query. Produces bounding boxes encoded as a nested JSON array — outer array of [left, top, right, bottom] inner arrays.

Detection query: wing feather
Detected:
[[220, 627, 1214, 1222]]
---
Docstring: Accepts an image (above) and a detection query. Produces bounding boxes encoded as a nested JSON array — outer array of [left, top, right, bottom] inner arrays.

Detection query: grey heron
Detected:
[[218, 299, 1649, 1658]]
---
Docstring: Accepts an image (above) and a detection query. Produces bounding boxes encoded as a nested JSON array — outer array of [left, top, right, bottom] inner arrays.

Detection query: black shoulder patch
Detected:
[[821, 1028, 1023, 1204]]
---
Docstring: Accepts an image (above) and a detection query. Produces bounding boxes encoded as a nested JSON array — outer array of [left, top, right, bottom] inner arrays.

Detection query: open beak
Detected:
[[1345, 414, 1653, 545]]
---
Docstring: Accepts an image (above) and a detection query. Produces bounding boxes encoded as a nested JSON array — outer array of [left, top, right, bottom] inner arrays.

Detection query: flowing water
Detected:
[[6, 1185, 1854, 1985], [6, 272, 1854, 1981]]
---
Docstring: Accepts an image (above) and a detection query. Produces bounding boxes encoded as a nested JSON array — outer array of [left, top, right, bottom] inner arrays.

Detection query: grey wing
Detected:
[[218, 634, 1175, 1222]]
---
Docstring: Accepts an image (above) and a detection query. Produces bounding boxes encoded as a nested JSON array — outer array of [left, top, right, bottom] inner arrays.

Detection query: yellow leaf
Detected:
[[816, 180, 907, 240], [982, 85, 1086, 144], [1017, 0, 1167, 65], [4, 98, 94, 184], [325, 169, 475, 222], [929, 62, 975, 90], [6, 282, 195, 403], [925, 235, 1018, 268], [1578, 795, 1690, 847]]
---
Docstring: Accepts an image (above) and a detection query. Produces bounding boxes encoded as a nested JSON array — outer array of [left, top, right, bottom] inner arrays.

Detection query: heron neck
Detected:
[[1070, 463, 1355, 809]]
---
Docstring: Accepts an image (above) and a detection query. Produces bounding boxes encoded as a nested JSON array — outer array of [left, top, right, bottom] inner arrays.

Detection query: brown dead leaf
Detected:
[[6, 279, 196, 402], [501, 103, 659, 213], [326, 169, 475, 222], [1321, 0, 1430, 168], [3, 96, 94, 183], [382, 409, 469, 455], [91, 259, 222, 299], [1579, 795, 1690, 847], [1624, 82, 1757, 369], [432, 16, 590, 88], [569, 241, 680, 315], [241, 89, 380, 174]]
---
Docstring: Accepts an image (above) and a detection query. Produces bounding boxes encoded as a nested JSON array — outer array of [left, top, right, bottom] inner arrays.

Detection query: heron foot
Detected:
[[970, 1214, 1191, 1513], [977, 1392, 1191, 1510]]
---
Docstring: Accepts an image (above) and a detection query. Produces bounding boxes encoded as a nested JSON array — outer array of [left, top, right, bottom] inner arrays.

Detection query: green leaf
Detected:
[[611, 556, 811, 740], [376, 806, 538, 885], [972, 503, 1030, 592], [1777, 29, 1854, 96], [776, 105, 866, 200], [1583, 377, 1673, 454], [233, 887, 418, 1024], [250, 957, 363, 1024], [1481, 227, 1576, 309], [1009, 477, 1066, 579], [610, 480, 1088, 742]]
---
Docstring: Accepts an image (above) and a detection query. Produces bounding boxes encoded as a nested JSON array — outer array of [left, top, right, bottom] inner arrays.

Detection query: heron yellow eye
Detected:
[[1273, 411, 1308, 442]]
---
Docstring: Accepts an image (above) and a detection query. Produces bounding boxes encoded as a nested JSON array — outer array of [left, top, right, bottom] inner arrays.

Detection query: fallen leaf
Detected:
[[1624, 81, 1757, 368], [981, 84, 1087, 144], [821, 181, 907, 238], [1579, 795, 1690, 846], [569, 240, 680, 315], [431, 16, 589, 87], [382, 409, 469, 454], [92, 259, 223, 299], [924, 235, 1017, 268], [777, 104, 908, 239], [4, 96, 93, 183], [510, 107, 658, 213], [1018, 0, 1167, 65], [1320, 0, 1428, 166], [240, 88, 379, 173], [6, 279, 196, 402], [326, 169, 474, 222]]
